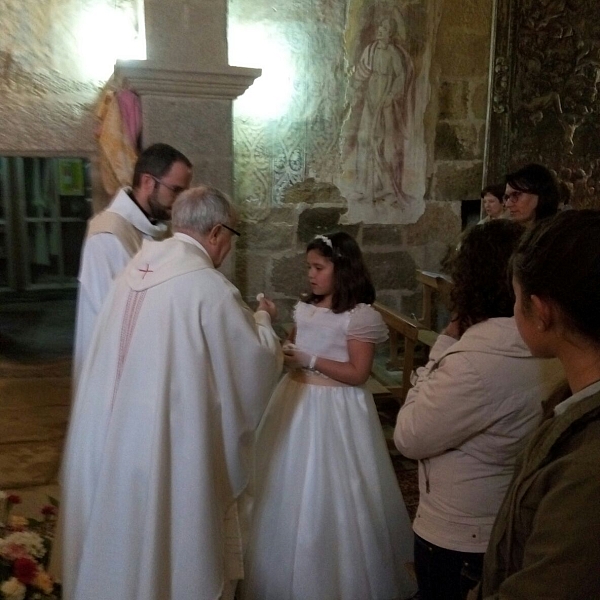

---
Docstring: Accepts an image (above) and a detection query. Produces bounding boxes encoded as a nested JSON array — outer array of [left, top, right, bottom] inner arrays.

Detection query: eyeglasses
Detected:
[[503, 190, 525, 203], [150, 175, 186, 195], [221, 223, 241, 237]]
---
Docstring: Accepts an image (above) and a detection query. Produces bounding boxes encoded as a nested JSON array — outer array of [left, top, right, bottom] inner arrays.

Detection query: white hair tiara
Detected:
[[314, 234, 333, 249]]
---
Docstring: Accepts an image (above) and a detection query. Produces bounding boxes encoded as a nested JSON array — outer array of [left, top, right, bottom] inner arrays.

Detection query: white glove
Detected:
[[283, 346, 317, 370]]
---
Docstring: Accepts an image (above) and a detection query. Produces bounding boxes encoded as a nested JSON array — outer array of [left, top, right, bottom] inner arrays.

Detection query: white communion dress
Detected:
[[241, 302, 417, 600]]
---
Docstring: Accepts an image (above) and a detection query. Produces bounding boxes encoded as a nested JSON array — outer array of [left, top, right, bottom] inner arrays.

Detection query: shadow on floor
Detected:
[[0, 295, 75, 362]]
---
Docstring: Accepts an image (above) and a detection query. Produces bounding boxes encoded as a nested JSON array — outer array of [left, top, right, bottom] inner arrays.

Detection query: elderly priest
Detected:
[[60, 186, 283, 600]]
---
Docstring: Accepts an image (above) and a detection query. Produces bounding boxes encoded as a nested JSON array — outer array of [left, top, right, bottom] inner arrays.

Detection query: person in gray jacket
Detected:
[[394, 220, 565, 600], [475, 209, 600, 599]]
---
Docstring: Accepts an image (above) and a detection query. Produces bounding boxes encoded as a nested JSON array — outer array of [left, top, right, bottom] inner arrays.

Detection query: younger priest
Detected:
[[61, 185, 283, 600]]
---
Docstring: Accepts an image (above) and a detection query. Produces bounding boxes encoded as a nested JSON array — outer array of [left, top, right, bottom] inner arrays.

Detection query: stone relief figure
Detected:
[[495, 0, 600, 209], [342, 12, 414, 205], [513, 0, 600, 159]]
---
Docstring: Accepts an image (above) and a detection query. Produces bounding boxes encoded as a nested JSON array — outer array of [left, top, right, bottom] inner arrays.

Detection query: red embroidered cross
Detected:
[[138, 264, 153, 279]]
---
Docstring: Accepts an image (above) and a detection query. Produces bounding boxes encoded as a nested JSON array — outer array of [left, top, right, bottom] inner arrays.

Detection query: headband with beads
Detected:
[[314, 234, 333, 249]]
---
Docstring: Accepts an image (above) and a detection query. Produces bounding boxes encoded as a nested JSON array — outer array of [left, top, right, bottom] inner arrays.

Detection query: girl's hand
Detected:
[[300, 339, 373, 385], [283, 348, 314, 370]]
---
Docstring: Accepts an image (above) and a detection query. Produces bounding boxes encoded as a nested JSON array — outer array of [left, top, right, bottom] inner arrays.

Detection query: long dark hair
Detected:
[[512, 209, 600, 346], [304, 232, 375, 313], [449, 220, 525, 334]]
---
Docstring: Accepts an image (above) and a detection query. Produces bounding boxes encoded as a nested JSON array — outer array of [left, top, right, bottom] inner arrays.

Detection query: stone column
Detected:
[[114, 0, 259, 279], [113, 0, 260, 196]]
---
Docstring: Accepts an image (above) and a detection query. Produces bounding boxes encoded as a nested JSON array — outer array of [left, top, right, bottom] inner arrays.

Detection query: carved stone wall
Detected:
[[487, 0, 600, 209], [230, 0, 437, 226], [0, 0, 142, 156], [229, 1, 349, 221]]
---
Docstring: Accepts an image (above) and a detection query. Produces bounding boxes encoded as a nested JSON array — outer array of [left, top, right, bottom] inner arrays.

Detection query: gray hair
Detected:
[[171, 185, 236, 235]]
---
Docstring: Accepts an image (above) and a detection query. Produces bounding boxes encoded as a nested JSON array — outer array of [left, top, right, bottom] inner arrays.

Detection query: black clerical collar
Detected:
[[126, 189, 158, 225]]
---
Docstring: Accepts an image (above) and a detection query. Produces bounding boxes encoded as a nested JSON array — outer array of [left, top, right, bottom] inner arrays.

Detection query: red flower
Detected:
[[13, 556, 38, 585], [41, 505, 58, 517], [6, 494, 22, 505]]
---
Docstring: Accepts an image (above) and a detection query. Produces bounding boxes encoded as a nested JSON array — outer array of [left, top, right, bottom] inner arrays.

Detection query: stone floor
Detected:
[[0, 295, 76, 362], [0, 296, 74, 516], [0, 362, 70, 517]]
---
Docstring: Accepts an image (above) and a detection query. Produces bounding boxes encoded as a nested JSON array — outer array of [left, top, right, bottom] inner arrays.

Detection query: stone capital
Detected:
[[114, 60, 261, 100]]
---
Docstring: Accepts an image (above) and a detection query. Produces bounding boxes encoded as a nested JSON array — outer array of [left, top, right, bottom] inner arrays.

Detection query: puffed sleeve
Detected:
[[292, 300, 304, 324], [347, 304, 388, 344]]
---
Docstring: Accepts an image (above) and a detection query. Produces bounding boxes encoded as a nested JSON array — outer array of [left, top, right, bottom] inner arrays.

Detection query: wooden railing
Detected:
[[372, 301, 440, 403], [372, 302, 419, 402], [415, 270, 453, 329]]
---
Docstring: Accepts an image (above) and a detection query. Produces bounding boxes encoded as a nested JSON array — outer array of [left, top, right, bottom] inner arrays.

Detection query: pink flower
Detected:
[[0, 532, 46, 559], [41, 505, 58, 518], [6, 494, 22, 505], [0, 542, 30, 561], [12, 556, 38, 585]]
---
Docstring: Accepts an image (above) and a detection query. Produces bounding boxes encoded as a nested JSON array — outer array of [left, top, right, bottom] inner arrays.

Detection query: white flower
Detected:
[[0, 577, 26, 600], [0, 531, 46, 559]]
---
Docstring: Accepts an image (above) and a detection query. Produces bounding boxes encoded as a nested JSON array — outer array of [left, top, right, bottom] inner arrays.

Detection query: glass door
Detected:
[[0, 156, 91, 292], [0, 157, 16, 290]]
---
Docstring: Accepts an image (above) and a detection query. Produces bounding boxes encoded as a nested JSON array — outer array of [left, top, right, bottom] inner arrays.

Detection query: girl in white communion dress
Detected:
[[241, 232, 417, 600]]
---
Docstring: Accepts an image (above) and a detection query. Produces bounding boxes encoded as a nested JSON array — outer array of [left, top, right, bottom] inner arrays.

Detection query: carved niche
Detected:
[[486, 0, 600, 209]]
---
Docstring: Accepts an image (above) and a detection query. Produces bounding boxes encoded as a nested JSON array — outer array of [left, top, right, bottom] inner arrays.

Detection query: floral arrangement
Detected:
[[0, 491, 60, 600]]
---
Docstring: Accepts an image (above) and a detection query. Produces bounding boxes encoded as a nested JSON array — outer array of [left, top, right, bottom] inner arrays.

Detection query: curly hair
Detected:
[[449, 220, 525, 334], [304, 232, 375, 313]]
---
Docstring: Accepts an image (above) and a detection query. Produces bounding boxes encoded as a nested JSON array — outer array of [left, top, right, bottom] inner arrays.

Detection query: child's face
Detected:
[[307, 249, 334, 301], [483, 193, 504, 218]]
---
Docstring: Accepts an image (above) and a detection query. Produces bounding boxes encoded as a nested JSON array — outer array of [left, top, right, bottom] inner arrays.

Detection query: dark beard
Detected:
[[147, 188, 171, 222]]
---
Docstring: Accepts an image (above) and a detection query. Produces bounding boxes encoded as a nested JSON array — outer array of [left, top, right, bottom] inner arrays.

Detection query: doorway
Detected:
[[0, 157, 91, 292]]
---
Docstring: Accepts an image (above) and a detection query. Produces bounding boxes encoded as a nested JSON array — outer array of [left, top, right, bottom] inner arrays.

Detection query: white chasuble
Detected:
[[61, 235, 283, 600]]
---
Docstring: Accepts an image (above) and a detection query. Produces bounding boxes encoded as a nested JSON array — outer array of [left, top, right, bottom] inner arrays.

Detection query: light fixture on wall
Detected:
[[75, 0, 146, 82], [229, 23, 295, 120]]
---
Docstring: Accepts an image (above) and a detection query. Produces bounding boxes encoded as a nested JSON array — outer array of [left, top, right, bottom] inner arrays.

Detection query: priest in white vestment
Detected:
[[72, 143, 193, 390], [61, 186, 283, 600]]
